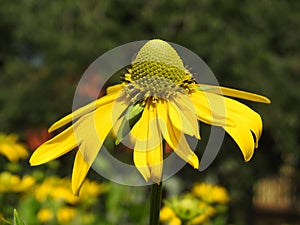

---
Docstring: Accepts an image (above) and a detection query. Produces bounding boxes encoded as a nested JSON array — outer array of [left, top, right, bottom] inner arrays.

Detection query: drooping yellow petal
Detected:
[[31, 96, 128, 168], [49, 88, 123, 132], [30, 125, 80, 166], [223, 97, 263, 148], [147, 105, 163, 183], [195, 90, 262, 148], [157, 100, 199, 169], [131, 103, 151, 182], [191, 89, 262, 159], [198, 84, 271, 104], [73, 98, 129, 195], [224, 124, 255, 161], [190, 91, 235, 127], [169, 93, 200, 139], [72, 150, 90, 196], [80, 98, 128, 166]]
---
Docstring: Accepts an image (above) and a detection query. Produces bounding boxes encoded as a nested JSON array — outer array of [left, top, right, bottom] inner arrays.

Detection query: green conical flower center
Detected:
[[122, 39, 196, 104], [131, 39, 187, 83]]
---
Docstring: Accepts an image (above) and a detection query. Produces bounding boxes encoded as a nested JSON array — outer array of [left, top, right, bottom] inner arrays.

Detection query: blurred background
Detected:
[[0, 0, 299, 225]]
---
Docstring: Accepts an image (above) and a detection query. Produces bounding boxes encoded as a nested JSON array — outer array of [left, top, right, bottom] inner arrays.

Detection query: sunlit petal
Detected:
[[223, 97, 263, 147], [49, 88, 123, 132], [72, 150, 90, 196], [224, 124, 255, 161], [170, 93, 200, 139], [157, 101, 199, 169], [106, 83, 124, 94], [131, 103, 151, 182], [30, 125, 80, 166], [190, 91, 235, 127], [81, 98, 128, 166], [147, 105, 163, 183], [198, 84, 271, 104]]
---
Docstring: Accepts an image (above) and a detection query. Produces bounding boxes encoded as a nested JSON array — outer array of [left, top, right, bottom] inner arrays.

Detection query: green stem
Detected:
[[149, 182, 163, 225]]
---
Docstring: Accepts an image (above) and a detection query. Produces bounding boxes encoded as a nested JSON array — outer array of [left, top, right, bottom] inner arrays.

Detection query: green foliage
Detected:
[[1, 209, 25, 225], [13, 210, 25, 225]]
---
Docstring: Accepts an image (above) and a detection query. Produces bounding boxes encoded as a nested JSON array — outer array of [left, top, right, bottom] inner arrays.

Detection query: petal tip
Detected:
[[265, 98, 271, 104], [29, 154, 42, 166], [243, 155, 253, 162]]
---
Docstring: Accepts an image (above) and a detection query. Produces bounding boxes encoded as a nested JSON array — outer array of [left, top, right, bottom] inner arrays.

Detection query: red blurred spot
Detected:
[[25, 128, 53, 151], [77, 73, 105, 98]]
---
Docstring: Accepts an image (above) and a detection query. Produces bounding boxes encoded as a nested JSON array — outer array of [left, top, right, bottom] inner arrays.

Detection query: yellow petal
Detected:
[[224, 124, 255, 161], [169, 93, 200, 139], [131, 104, 151, 182], [72, 150, 90, 196], [147, 105, 163, 183], [30, 125, 79, 166], [190, 91, 235, 127], [81, 98, 128, 166], [106, 84, 124, 94], [198, 84, 271, 104], [192, 89, 261, 161], [157, 101, 199, 169], [49, 89, 123, 132], [223, 97, 263, 147], [31, 98, 128, 167], [72, 98, 127, 195]]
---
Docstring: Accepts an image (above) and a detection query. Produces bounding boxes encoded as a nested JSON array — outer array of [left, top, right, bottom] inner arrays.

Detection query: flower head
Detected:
[[30, 39, 270, 195]]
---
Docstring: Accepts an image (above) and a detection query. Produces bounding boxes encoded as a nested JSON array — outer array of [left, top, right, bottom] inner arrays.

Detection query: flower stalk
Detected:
[[150, 182, 163, 225]]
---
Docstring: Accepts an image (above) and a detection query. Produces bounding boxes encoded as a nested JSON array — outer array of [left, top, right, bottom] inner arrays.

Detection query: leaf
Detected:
[[125, 104, 144, 120], [115, 103, 144, 145], [13, 209, 25, 225]]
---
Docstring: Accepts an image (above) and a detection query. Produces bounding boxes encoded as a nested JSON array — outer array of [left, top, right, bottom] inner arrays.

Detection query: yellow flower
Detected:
[[35, 176, 79, 204], [37, 208, 53, 223], [192, 183, 230, 204], [78, 179, 109, 201], [56, 206, 76, 224], [30, 39, 270, 195], [160, 206, 176, 222], [35, 176, 106, 204], [188, 214, 207, 225], [170, 216, 182, 225], [0, 172, 35, 193], [0, 133, 28, 162]]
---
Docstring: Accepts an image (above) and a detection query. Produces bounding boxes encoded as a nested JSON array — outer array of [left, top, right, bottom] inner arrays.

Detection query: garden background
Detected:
[[0, 0, 299, 225]]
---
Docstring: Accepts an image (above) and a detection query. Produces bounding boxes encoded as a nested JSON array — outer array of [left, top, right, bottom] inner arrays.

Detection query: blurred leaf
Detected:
[[1, 217, 12, 225], [13, 209, 25, 225]]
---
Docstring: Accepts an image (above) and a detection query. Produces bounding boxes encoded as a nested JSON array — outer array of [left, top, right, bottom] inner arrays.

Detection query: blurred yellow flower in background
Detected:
[[0, 172, 35, 193], [192, 183, 230, 204], [33, 176, 106, 224], [0, 133, 28, 162], [37, 208, 53, 223], [56, 206, 76, 224], [35, 176, 108, 205], [169, 216, 182, 225], [37, 206, 76, 224], [160, 206, 176, 222], [160, 182, 230, 225]]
